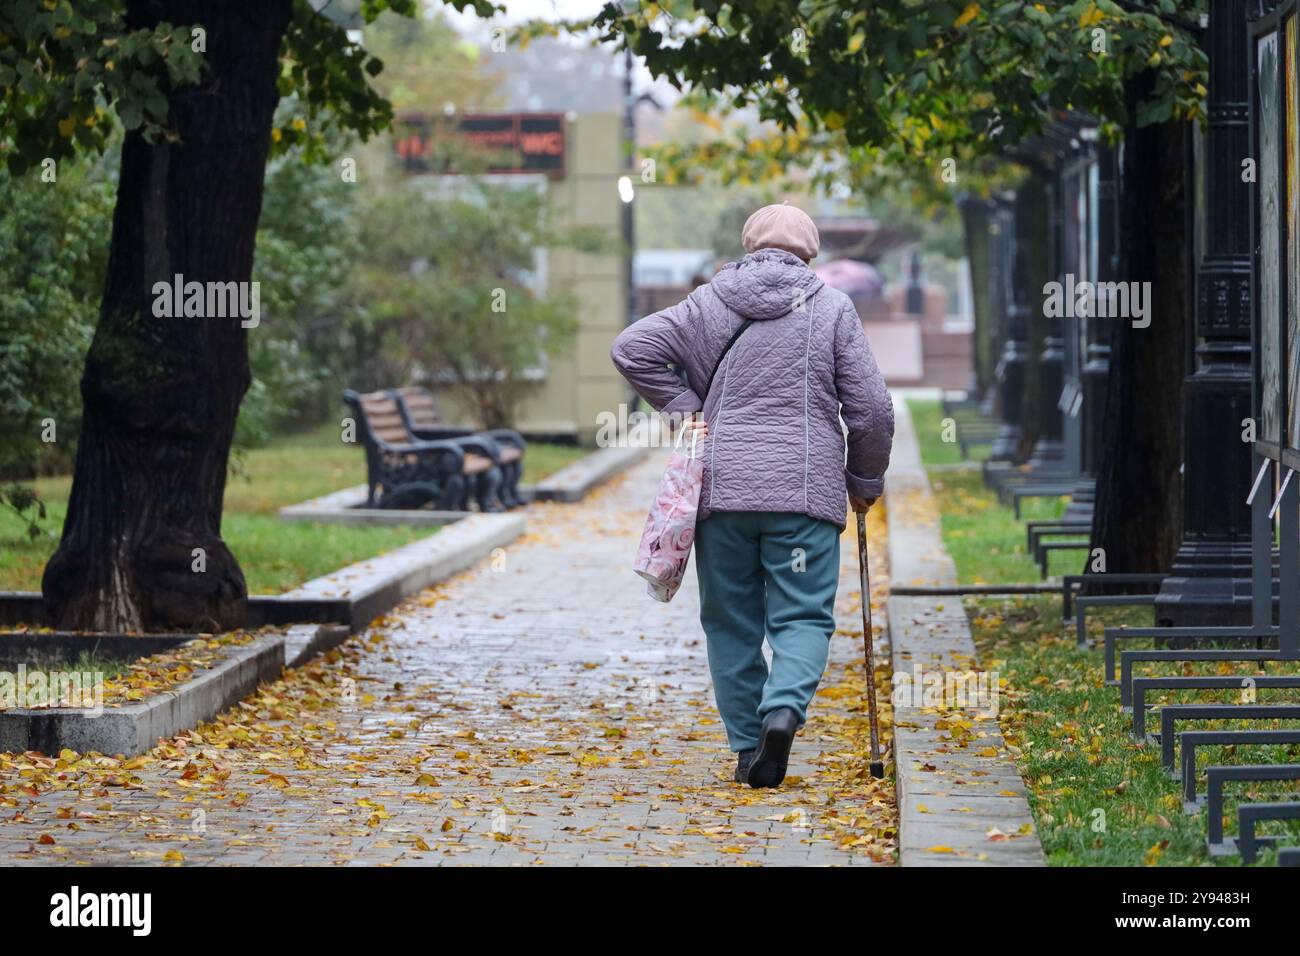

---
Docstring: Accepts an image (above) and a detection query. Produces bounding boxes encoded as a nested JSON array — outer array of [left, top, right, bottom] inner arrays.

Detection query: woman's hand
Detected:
[[681, 418, 709, 441], [849, 494, 876, 513]]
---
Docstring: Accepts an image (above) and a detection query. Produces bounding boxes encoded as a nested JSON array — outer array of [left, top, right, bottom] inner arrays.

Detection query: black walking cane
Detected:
[[856, 511, 885, 779]]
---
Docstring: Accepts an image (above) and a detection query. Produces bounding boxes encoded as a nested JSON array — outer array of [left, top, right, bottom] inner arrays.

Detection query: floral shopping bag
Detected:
[[633, 427, 704, 602]]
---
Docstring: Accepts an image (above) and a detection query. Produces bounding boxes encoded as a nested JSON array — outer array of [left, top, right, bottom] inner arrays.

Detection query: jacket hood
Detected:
[[709, 248, 825, 320]]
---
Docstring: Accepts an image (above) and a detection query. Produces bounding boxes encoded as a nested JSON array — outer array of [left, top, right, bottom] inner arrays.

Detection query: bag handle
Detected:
[[676, 316, 750, 461]]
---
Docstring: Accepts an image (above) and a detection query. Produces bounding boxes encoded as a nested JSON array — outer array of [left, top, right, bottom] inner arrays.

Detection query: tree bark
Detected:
[[1088, 102, 1189, 572], [42, 1, 292, 632]]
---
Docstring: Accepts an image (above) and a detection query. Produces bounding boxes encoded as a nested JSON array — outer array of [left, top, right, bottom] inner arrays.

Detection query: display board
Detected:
[[1288, 14, 1300, 464], [1253, 16, 1286, 461], [392, 112, 567, 179]]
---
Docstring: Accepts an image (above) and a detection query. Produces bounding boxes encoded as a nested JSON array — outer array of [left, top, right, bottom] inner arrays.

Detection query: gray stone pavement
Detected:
[[885, 398, 1045, 866], [0, 450, 895, 866]]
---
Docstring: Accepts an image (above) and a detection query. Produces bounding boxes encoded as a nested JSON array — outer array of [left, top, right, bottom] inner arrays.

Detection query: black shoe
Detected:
[[747, 707, 799, 788], [733, 749, 756, 783]]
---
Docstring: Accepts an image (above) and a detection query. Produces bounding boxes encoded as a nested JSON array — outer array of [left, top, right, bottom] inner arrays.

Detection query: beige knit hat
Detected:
[[741, 201, 820, 261]]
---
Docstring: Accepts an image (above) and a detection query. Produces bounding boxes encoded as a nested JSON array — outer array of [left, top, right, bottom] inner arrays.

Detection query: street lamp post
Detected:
[[989, 188, 1032, 461], [622, 44, 637, 335], [1154, 0, 1258, 627]]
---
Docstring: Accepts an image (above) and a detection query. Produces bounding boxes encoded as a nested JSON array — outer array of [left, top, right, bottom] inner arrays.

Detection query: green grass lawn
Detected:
[[928, 470, 1068, 585], [906, 398, 1068, 585], [971, 596, 1300, 866], [909, 399, 1300, 865], [907, 397, 991, 466], [1, 425, 587, 596]]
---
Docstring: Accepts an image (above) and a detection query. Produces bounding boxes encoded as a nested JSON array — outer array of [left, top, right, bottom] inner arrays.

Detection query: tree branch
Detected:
[[1112, 0, 1206, 37]]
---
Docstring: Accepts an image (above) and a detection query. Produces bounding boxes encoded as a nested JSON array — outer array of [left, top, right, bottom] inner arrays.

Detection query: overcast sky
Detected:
[[442, 0, 677, 106], [443, 0, 611, 30]]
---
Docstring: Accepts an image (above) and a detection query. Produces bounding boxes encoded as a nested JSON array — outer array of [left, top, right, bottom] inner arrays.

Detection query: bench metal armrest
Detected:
[[446, 434, 504, 462], [412, 425, 477, 441], [377, 436, 466, 466], [483, 428, 526, 454]]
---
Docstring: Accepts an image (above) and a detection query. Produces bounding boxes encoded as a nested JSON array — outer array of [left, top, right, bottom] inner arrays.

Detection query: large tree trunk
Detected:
[[42, 1, 292, 632], [958, 198, 993, 395], [1088, 100, 1189, 572]]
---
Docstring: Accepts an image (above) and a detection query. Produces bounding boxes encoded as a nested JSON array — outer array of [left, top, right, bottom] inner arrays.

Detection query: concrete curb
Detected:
[[283, 624, 352, 668], [885, 396, 1047, 867], [279, 485, 472, 526], [531, 445, 650, 502], [0, 512, 525, 757], [2, 514, 525, 635], [280, 512, 526, 632], [0, 633, 285, 758]]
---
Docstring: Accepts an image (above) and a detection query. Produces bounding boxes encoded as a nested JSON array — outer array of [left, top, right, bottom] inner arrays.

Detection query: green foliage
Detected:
[[0, 482, 47, 541], [348, 179, 607, 428], [355, 5, 500, 112], [0, 125, 366, 463], [269, 0, 501, 162], [238, 142, 365, 448], [0, 150, 114, 479], [568, 1, 1208, 197], [1, 0, 500, 172], [0, 0, 204, 174]]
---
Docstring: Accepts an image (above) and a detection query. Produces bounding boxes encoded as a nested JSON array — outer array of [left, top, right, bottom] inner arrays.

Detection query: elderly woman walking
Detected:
[[611, 202, 894, 788]]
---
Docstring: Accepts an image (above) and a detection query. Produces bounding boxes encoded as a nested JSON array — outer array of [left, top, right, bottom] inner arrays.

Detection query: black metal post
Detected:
[[989, 190, 1030, 461], [622, 45, 636, 333], [984, 201, 1009, 415], [1027, 163, 1066, 470], [1155, 0, 1258, 627], [1081, 145, 1118, 479], [904, 249, 926, 315]]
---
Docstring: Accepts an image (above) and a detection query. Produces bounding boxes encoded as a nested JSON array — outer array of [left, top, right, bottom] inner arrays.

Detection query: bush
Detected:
[[0, 153, 114, 479], [347, 179, 605, 428], [238, 145, 365, 448]]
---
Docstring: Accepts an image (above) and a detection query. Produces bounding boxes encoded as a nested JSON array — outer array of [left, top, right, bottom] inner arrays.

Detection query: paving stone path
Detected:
[[0, 451, 895, 866], [886, 398, 1045, 866]]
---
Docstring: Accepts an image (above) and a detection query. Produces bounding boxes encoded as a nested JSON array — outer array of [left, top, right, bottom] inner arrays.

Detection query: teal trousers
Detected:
[[694, 510, 841, 752]]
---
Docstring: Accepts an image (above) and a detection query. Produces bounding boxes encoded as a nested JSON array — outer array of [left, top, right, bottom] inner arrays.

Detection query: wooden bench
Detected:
[[342, 389, 502, 511], [391, 386, 526, 509]]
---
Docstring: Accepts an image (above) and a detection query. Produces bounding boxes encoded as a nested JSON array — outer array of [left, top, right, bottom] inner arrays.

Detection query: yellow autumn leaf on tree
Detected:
[[58, 116, 76, 138], [1079, 4, 1105, 28], [848, 31, 866, 54], [954, 3, 979, 28]]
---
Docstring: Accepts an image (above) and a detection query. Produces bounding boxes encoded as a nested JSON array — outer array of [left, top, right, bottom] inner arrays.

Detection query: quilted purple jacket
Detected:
[[611, 248, 894, 530]]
